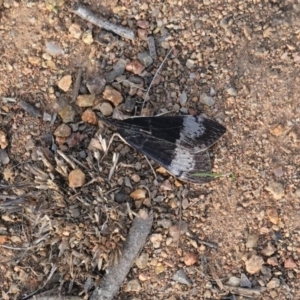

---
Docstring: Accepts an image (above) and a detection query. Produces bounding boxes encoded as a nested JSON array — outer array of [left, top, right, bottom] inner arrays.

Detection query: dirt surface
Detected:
[[0, 0, 300, 299]]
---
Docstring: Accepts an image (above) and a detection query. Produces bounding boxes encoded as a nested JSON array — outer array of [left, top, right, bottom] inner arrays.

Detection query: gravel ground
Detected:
[[0, 0, 300, 299]]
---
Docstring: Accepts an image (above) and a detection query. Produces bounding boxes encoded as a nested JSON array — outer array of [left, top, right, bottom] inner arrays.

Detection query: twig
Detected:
[[72, 67, 83, 102], [141, 48, 173, 112], [18, 100, 42, 117], [71, 5, 135, 41], [90, 209, 153, 300], [223, 285, 266, 297]]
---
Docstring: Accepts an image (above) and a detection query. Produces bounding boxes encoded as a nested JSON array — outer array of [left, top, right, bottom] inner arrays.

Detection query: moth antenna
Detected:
[[141, 48, 173, 112]]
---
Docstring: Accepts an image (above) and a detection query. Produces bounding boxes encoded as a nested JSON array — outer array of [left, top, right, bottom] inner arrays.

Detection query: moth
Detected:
[[100, 115, 226, 184]]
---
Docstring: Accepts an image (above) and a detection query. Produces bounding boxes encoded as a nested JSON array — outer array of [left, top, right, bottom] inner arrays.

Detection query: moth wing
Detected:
[[118, 128, 213, 184], [119, 116, 226, 153]]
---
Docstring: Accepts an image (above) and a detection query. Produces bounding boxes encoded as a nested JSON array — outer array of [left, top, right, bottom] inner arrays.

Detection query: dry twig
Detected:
[[90, 210, 153, 300], [72, 5, 135, 41]]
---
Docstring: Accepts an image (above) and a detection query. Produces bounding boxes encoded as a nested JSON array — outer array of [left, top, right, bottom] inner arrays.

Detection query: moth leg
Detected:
[[143, 154, 157, 180], [101, 133, 128, 161]]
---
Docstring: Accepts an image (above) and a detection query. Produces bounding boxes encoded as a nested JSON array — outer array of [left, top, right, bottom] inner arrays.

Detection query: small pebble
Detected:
[[261, 241, 276, 256], [54, 124, 71, 137], [68, 169, 86, 188], [76, 94, 96, 107], [69, 23, 82, 39], [45, 41, 64, 56], [227, 276, 240, 287], [155, 263, 165, 275], [267, 256, 279, 266], [58, 105, 76, 123], [137, 28, 148, 41], [200, 93, 215, 106], [267, 278, 280, 289], [58, 75, 72, 92], [245, 254, 264, 274], [246, 234, 258, 248], [186, 59, 195, 69], [183, 252, 198, 266], [269, 124, 284, 136], [0, 130, 8, 149], [124, 279, 141, 292], [284, 257, 297, 269], [172, 269, 193, 286], [82, 29, 93, 44], [130, 189, 146, 199], [97, 102, 113, 116], [266, 208, 279, 224], [137, 52, 153, 67], [136, 253, 148, 269], [265, 181, 284, 200], [0, 149, 10, 164], [126, 60, 145, 75], [150, 233, 163, 248], [226, 86, 238, 96], [179, 91, 187, 106], [81, 109, 97, 125], [105, 59, 126, 83], [86, 77, 106, 94], [102, 86, 123, 106], [240, 273, 252, 288]]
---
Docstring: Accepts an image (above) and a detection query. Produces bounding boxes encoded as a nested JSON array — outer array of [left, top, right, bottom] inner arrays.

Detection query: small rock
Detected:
[[186, 59, 195, 69], [227, 276, 240, 287], [54, 124, 71, 138], [0, 149, 10, 164], [0, 130, 8, 149], [157, 218, 172, 229], [43, 112, 52, 122], [68, 169, 86, 188], [269, 124, 284, 136], [273, 166, 283, 178], [266, 208, 279, 224], [148, 36, 157, 60], [137, 20, 150, 28], [86, 77, 106, 94], [69, 23, 82, 39], [155, 263, 165, 275], [58, 75, 72, 92], [284, 257, 297, 269], [179, 91, 187, 106], [240, 273, 252, 288], [267, 256, 279, 266], [226, 86, 238, 96], [137, 52, 153, 67], [267, 278, 280, 289], [130, 189, 146, 199], [137, 28, 148, 40], [131, 174, 140, 183], [246, 234, 258, 248], [183, 252, 198, 266], [136, 253, 148, 269], [45, 41, 64, 56], [58, 105, 76, 123], [263, 27, 273, 38], [28, 56, 41, 66], [76, 94, 96, 107], [102, 86, 123, 106], [124, 279, 141, 292], [97, 102, 113, 116], [105, 59, 127, 83], [200, 93, 215, 106], [82, 29, 93, 44], [150, 233, 163, 248], [172, 269, 193, 286], [245, 254, 264, 274], [159, 179, 173, 191], [124, 97, 136, 113], [261, 241, 276, 256], [81, 109, 97, 125], [126, 60, 145, 75], [265, 181, 284, 200]]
